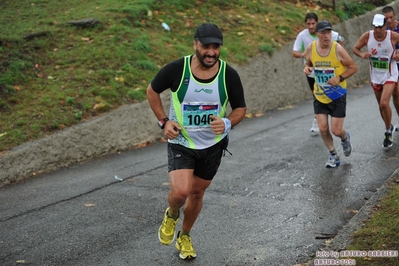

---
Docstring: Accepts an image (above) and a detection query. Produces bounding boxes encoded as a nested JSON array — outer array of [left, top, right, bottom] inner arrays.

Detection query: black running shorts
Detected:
[[167, 137, 228, 180], [313, 94, 346, 118]]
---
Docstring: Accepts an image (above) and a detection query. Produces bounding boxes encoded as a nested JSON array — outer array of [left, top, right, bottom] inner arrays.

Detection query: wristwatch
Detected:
[[158, 118, 169, 129], [339, 75, 345, 82]]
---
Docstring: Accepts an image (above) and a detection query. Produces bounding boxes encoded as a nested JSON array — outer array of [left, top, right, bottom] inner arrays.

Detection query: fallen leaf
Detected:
[[136, 141, 151, 148], [0, 132, 7, 137], [93, 103, 106, 110], [277, 105, 294, 110], [14, 86, 20, 91], [245, 113, 254, 118], [254, 112, 264, 117], [345, 209, 358, 214], [136, 143, 147, 148]]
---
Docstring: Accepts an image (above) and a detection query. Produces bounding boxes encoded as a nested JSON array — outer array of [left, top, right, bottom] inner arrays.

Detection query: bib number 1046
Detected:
[[187, 114, 213, 126], [182, 103, 219, 131]]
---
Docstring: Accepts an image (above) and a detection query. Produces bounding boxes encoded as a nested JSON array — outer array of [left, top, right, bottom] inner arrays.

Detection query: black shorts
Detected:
[[313, 94, 346, 118], [167, 137, 228, 181]]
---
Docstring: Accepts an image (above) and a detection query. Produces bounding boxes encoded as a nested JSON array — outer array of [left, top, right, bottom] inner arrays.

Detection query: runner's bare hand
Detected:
[[164, 121, 181, 140], [209, 115, 225, 135]]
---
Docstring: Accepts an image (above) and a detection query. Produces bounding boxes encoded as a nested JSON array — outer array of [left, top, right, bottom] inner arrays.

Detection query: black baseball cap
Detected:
[[194, 23, 223, 45], [316, 20, 333, 32]]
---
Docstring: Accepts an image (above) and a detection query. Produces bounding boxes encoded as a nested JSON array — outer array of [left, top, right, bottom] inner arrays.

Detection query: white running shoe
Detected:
[[310, 118, 319, 136], [325, 153, 340, 168]]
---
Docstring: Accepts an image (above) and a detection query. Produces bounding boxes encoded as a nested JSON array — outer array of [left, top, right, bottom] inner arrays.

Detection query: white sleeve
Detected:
[[293, 32, 303, 52], [332, 31, 344, 42]]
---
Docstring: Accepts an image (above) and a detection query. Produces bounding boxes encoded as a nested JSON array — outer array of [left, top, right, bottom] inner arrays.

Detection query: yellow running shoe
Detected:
[[158, 208, 178, 245], [175, 231, 197, 260]]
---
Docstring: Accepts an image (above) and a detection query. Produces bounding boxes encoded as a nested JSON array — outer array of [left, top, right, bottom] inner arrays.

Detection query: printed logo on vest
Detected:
[[184, 78, 189, 85], [194, 88, 213, 94]]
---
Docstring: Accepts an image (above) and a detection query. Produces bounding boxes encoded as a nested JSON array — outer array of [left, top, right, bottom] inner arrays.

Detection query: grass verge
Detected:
[[1, 1, 398, 264], [341, 180, 399, 266], [0, 0, 342, 152]]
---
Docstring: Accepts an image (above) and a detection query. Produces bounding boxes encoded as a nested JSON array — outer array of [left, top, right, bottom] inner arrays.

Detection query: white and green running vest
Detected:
[[168, 55, 229, 149]]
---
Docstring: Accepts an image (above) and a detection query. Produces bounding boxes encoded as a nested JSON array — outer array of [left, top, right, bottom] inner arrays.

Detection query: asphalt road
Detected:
[[1, 84, 399, 266]]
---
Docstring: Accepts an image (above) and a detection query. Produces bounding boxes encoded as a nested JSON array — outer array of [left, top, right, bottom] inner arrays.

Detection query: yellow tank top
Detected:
[[311, 41, 347, 104]]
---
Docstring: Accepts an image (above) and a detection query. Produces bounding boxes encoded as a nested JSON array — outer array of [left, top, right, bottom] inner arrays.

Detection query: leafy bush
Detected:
[[336, 0, 378, 20]]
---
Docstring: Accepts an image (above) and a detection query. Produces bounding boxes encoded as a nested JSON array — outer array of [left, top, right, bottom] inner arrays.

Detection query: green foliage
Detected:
[[74, 110, 83, 121], [259, 44, 274, 56], [336, 0, 377, 21], [0, 0, 388, 152], [66, 97, 75, 105], [365, 0, 390, 6], [275, 25, 292, 35], [346, 184, 399, 265], [51, 120, 60, 129], [135, 60, 157, 71], [133, 38, 152, 53], [127, 90, 146, 102], [0, 58, 31, 84]]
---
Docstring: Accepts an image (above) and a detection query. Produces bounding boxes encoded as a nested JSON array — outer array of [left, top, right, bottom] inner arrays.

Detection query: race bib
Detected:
[[182, 102, 219, 131], [370, 56, 389, 70], [314, 68, 335, 85], [314, 68, 346, 101]]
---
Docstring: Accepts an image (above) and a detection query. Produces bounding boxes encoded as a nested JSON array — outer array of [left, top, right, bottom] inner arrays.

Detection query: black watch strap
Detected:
[[339, 75, 345, 82], [158, 118, 169, 129]]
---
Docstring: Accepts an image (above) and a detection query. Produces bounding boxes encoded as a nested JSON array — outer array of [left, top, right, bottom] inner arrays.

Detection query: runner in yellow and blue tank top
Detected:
[[311, 41, 347, 104], [292, 12, 344, 136], [304, 21, 357, 168]]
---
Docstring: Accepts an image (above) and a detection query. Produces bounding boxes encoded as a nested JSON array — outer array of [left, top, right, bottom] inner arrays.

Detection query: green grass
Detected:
[[343, 181, 399, 265], [0, 0, 391, 151], [1, 0, 397, 263], [0, 0, 344, 152]]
